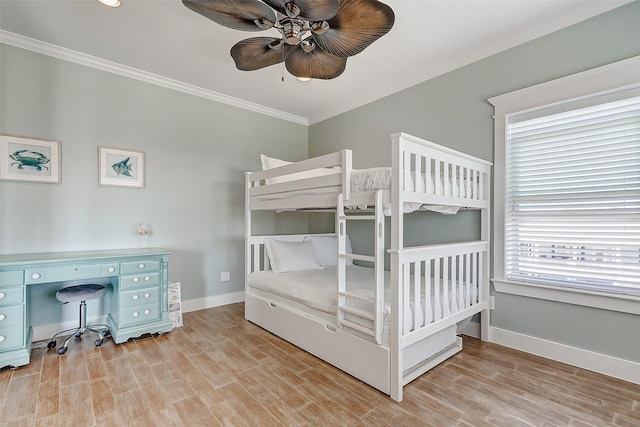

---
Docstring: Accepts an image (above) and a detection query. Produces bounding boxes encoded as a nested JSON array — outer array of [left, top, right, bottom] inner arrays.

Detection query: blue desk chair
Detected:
[[47, 284, 111, 355]]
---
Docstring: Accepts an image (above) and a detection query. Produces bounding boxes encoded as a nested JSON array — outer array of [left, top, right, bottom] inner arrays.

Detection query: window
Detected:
[[506, 93, 640, 295], [489, 55, 640, 313]]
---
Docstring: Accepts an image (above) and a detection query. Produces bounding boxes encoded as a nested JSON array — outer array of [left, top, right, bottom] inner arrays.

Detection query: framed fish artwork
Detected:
[[0, 134, 61, 183], [98, 146, 145, 188]]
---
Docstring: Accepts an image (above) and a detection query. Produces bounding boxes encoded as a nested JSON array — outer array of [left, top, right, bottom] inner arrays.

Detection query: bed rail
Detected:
[[391, 132, 491, 210], [246, 150, 351, 210]]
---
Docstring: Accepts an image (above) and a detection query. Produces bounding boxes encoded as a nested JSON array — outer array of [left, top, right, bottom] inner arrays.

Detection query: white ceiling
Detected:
[[0, 0, 633, 125]]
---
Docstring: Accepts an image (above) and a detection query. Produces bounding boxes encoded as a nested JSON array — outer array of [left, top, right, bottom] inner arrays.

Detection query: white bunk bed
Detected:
[[245, 132, 492, 401]]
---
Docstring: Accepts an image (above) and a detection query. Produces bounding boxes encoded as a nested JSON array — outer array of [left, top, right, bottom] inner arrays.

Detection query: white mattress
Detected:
[[247, 265, 469, 335], [253, 167, 469, 215]]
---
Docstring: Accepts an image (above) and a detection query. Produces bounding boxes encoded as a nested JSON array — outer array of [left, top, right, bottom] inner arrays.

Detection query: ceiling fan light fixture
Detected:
[[310, 21, 329, 35], [280, 18, 304, 45], [97, 0, 120, 7], [296, 76, 312, 82], [284, 3, 301, 18], [183, 0, 394, 80], [301, 39, 315, 53]]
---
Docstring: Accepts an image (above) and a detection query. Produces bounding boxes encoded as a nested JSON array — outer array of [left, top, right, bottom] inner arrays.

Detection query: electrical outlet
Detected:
[[490, 296, 495, 310], [220, 271, 230, 282]]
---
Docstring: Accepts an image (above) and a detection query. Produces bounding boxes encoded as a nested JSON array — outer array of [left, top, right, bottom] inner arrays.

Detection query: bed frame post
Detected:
[[342, 149, 352, 201], [481, 166, 492, 341], [245, 172, 252, 314], [390, 133, 404, 401]]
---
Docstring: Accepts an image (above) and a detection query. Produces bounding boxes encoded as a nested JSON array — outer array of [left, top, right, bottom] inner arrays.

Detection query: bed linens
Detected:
[[254, 166, 469, 214], [247, 265, 470, 335]]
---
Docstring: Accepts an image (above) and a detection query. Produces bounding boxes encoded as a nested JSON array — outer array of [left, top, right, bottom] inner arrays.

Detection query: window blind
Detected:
[[505, 95, 640, 295]]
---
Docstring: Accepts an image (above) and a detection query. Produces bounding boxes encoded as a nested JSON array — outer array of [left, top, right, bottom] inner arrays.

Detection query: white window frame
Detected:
[[489, 55, 640, 315]]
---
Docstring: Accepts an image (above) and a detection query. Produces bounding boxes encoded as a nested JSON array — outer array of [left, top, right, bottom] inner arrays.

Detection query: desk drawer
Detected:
[[0, 287, 24, 307], [25, 263, 119, 284], [0, 270, 24, 286], [0, 305, 24, 328], [120, 272, 160, 290], [0, 324, 24, 351], [121, 287, 160, 309], [120, 260, 160, 275], [120, 304, 160, 327]]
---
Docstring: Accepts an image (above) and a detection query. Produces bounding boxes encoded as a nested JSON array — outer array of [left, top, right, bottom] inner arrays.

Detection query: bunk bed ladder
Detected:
[[336, 191, 385, 344]]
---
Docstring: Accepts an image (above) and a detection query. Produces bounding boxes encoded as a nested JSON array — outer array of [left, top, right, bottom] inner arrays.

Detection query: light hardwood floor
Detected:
[[1, 302, 639, 426]]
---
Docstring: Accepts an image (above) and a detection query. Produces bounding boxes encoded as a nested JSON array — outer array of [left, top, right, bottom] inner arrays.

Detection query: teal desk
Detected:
[[0, 248, 173, 368]]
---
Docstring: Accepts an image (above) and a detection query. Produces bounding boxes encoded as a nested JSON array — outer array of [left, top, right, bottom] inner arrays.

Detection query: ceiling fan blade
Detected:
[[183, 0, 276, 31], [285, 45, 347, 80], [230, 37, 288, 71], [261, 0, 340, 21], [312, 0, 394, 57]]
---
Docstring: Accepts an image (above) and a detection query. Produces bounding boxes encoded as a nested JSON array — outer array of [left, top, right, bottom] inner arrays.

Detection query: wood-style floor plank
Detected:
[[0, 302, 639, 426]]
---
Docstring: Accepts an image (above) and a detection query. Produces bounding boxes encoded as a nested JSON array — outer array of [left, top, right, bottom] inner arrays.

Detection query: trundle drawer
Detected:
[[121, 288, 160, 309]]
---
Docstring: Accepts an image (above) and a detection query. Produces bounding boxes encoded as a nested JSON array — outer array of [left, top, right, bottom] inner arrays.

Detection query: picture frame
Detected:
[[0, 134, 61, 184], [98, 146, 145, 188]]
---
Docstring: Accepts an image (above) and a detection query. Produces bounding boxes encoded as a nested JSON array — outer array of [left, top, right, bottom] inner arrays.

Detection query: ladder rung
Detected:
[[339, 305, 374, 321], [338, 215, 376, 220], [341, 253, 374, 262], [339, 291, 374, 303], [339, 319, 375, 336]]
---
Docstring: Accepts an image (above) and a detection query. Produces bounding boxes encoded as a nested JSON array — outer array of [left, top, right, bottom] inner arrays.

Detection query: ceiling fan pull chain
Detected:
[[281, 49, 285, 82]]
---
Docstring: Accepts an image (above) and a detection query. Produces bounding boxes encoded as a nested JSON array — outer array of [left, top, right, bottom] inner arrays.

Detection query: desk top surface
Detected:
[[0, 247, 170, 266]]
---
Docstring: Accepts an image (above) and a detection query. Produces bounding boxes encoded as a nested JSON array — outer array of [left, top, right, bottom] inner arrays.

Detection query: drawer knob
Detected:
[[0, 314, 5, 321], [32, 273, 41, 280], [144, 309, 150, 315], [133, 311, 139, 317], [133, 277, 140, 283], [138, 263, 145, 269], [108, 267, 116, 273], [144, 293, 150, 298], [144, 276, 150, 281], [0, 292, 5, 299], [0, 336, 4, 343], [132, 295, 139, 300]]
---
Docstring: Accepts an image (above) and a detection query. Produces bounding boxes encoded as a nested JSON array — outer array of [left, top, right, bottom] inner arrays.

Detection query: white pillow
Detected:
[[264, 239, 323, 273], [305, 235, 353, 266], [260, 154, 340, 185]]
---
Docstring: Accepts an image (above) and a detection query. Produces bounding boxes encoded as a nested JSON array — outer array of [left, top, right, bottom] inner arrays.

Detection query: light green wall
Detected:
[[0, 44, 308, 325], [309, 2, 640, 362]]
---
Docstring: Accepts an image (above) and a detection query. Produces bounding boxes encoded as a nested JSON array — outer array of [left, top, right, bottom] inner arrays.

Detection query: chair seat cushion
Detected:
[[56, 284, 106, 303]]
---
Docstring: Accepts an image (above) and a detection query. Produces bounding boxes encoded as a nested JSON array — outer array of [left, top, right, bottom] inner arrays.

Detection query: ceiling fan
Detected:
[[182, 0, 395, 80]]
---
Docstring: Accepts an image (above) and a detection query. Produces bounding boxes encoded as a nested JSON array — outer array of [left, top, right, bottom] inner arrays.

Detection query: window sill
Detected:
[[492, 278, 640, 315]]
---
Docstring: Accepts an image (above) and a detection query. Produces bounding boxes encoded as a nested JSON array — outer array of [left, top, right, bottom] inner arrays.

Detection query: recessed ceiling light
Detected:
[[98, 0, 121, 7]]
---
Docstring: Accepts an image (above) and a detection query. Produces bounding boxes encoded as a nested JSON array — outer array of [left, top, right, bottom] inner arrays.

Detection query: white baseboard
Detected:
[[31, 315, 109, 343], [489, 327, 640, 385], [30, 290, 246, 343], [181, 291, 245, 313], [460, 320, 480, 339]]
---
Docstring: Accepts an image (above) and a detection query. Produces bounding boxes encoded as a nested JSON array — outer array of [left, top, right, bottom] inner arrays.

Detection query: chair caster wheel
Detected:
[[74, 331, 83, 338], [47, 341, 56, 349], [57, 347, 67, 355], [94, 339, 103, 347]]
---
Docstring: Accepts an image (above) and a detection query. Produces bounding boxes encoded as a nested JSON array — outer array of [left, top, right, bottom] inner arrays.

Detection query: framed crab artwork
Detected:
[[0, 134, 61, 183], [98, 146, 145, 188]]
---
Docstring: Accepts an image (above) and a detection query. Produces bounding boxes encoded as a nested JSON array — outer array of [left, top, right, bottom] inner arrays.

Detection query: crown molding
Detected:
[[0, 30, 309, 126]]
